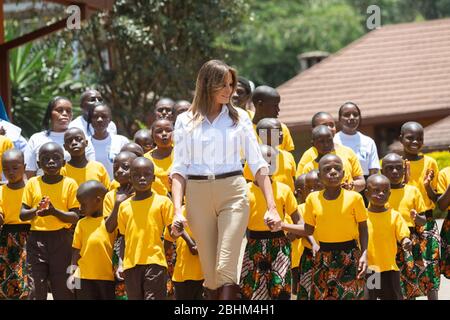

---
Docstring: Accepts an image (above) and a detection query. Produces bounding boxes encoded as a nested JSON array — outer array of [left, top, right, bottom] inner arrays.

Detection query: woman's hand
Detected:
[[171, 208, 188, 237]]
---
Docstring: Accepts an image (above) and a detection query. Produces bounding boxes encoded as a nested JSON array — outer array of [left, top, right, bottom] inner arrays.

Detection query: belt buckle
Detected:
[[207, 174, 215, 180]]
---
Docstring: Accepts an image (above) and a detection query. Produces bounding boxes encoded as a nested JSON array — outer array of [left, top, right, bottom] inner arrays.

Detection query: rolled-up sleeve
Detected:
[[240, 113, 268, 177], [170, 116, 190, 179]]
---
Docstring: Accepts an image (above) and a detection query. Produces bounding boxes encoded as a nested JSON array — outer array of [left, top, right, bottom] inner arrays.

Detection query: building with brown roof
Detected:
[[277, 18, 450, 160]]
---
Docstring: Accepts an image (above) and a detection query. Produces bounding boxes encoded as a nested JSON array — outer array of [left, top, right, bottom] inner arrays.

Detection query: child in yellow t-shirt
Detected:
[[144, 119, 175, 298], [364, 174, 411, 300], [251, 85, 295, 152], [62, 127, 110, 189], [382, 153, 427, 299], [69, 180, 116, 300], [171, 206, 204, 300], [400, 122, 440, 300], [273, 154, 368, 300], [302, 125, 365, 192], [243, 118, 296, 191], [115, 157, 174, 300], [20, 142, 79, 300], [240, 145, 299, 300], [0, 149, 30, 300], [104, 151, 137, 300], [134, 129, 154, 154], [437, 166, 450, 279], [296, 170, 322, 300]]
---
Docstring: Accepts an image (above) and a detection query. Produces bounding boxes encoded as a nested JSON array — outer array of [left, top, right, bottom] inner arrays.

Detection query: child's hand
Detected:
[[424, 169, 434, 187], [116, 184, 134, 203], [171, 209, 188, 237], [401, 237, 412, 251], [36, 197, 53, 216], [357, 251, 368, 279], [410, 209, 417, 222], [0, 213, 4, 226], [264, 208, 282, 232], [115, 261, 124, 281], [286, 232, 297, 242], [312, 243, 320, 257], [188, 242, 198, 256], [341, 180, 354, 191]]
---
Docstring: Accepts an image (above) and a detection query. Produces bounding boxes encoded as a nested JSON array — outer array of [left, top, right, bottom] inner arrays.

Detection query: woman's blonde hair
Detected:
[[190, 60, 239, 126]]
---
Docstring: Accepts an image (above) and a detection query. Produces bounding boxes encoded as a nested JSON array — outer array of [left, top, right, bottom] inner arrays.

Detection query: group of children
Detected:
[[0, 79, 448, 300]]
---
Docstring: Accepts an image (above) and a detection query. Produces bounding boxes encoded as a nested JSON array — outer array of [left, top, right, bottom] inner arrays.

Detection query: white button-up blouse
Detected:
[[171, 105, 268, 179]]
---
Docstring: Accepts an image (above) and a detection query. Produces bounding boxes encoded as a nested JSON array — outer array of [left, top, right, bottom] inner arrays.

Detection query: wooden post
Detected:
[[0, 0, 12, 120]]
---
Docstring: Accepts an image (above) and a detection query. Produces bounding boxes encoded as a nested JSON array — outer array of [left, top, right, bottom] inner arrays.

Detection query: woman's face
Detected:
[[214, 72, 234, 107], [339, 104, 360, 134], [51, 99, 73, 132], [91, 105, 111, 134]]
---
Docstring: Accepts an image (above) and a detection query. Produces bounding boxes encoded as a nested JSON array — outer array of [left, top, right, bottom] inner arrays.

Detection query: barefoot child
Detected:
[[364, 174, 411, 300], [400, 121, 440, 300], [240, 144, 299, 300], [272, 154, 368, 300], [70, 180, 116, 300], [114, 157, 174, 300], [20, 142, 79, 299], [62, 127, 110, 189], [381, 153, 426, 299], [0, 149, 30, 299]]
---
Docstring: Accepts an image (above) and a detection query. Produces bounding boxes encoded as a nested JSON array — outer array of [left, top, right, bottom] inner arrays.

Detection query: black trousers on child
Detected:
[[124, 264, 167, 300], [75, 279, 115, 300], [26, 229, 74, 300], [173, 280, 204, 300], [366, 270, 402, 300]]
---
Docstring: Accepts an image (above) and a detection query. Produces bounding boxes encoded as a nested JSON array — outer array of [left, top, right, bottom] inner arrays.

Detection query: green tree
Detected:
[[226, 0, 364, 87], [79, 0, 248, 135]]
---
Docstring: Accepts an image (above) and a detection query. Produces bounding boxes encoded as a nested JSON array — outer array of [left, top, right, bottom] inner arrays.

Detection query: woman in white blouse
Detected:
[[170, 60, 281, 300]]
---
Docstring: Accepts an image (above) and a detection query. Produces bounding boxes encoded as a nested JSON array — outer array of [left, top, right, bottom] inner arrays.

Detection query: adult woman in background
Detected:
[[170, 60, 281, 300]]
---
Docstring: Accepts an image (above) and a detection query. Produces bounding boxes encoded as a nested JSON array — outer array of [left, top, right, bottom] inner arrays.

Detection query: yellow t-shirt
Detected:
[[72, 216, 117, 281], [243, 149, 296, 191], [367, 208, 410, 272], [0, 135, 14, 176], [291, 203, 306, 269], [172, 208, 203, 282], [303, 189, 367, 243], [103, 189, 117, 217], [0, 185, 29, 225], [247, 180, 298, 231], [61, 161, 110, 190], [117, 193, 174, 270], [144, 151, 173, 196], [406, 155, 439, 211], [388, 185, 426, 227], [22, 176, 79, 231], [109, 180, 120, 191], [438, 167, 450, 210], [296, 145, 363, 179]]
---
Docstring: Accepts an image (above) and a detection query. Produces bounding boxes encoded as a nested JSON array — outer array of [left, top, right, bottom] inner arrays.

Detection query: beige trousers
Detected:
[[185, 175, 249, 289]]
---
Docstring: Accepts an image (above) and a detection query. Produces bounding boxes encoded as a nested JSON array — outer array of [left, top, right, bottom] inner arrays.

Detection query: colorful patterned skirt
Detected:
[[310, 241, 364, 300], [0, 224, 30, 300], [240, 231, 291, 300], [297, 247, 314, 300], [440, 214, 450, 279], [112, 236, 127, 300], [417, 214, 441, 294], [396, 227, 423, 299]]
